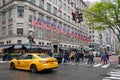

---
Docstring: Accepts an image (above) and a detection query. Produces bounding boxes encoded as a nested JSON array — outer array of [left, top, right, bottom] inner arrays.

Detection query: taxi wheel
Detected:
[[30, 64, 37, 73], [10, 63, 15, 70]]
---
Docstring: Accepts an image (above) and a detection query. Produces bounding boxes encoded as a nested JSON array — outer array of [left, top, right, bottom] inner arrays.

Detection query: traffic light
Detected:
[[71, 12, 76, 21], [71, 10, 83, 23], [76, 12, 83, 23]]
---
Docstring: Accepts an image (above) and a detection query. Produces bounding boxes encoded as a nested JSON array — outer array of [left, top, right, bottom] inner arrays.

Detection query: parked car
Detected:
[[54, 53, 63, 64], [9, 53, 58, 73]]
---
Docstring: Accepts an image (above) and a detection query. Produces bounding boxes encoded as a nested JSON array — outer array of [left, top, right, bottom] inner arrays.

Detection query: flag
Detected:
[[41, 21, 47, 30], [61, 28, 64, 34], [50, 23, 54, 31], [66, 29, 70, 36], [62, 28, 66, 34], [56, 26, 61, 33], [74, 32, 77, 38], [69, 31, 73, 37], [32, 17, 40, 28], [32, 17, 37, 26]]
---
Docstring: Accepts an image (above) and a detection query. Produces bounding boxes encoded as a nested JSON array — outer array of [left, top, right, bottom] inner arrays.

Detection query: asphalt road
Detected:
[[0, 55, 119, 80]]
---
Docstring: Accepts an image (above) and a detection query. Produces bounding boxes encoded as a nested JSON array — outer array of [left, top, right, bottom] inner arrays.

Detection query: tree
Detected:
[[83, 0, 120, 41]]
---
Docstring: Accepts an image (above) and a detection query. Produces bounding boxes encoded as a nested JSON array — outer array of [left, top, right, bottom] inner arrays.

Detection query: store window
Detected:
[[17, 40, 22, 44], [63, 13, 66, 20], [2, 12, 6, 24], [2, 27, 5, 37], [29, 9, 35, 21], [30, 0, 36, 4], [46, 16, 51, 25], [38, 27, 43, 38], [9, 8, 13, 19], [39, 0, 44, 8], [17, 23, 24, 36], [39, 13, 44, 21], [17, 6, 24, 17], [47, 3, 51, 12], [8, 25, 12, 36], [53, 0, 57, 5], [63, 3, 66, 11], [53, 7, 57, 16]]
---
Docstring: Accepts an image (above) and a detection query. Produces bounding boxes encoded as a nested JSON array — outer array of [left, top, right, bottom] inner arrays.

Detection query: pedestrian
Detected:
[[103, 52, 108, 64], [62, 52, 69, 64], [105, 50, 110, 64], [69, 51, 75, 62], [100, 51, 104, 62], [80, 50, 84, 62], [87, 50, 94, 64], [74, 51, 80, 63], [47, 50, 53, 57]]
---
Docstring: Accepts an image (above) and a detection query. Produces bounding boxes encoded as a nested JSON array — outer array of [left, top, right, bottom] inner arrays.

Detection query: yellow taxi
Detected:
[[9, 53, 58, 73]]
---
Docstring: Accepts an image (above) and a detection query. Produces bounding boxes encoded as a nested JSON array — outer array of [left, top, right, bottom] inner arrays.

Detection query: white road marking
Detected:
[[104, 76, 120, 80], [101, 64, 110, 68], [92, 63, 103, 67], [110, 69, 120, 72], [103, 70, 120, 80], [102, 79, 110, 80], [110, 72, 120, 74], [107, 73, 120, 77], [0, 61, 9, 63]]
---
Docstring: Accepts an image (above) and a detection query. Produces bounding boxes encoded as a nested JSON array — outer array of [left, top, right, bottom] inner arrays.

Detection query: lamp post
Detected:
[[28, 26, 34, 50]]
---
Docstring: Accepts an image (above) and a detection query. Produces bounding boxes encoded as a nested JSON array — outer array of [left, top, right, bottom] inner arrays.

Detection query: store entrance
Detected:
[[53, 45, 58, 53]]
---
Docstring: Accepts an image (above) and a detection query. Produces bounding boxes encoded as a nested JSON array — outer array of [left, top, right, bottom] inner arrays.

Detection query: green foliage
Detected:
[[83, 0, 120, 41]]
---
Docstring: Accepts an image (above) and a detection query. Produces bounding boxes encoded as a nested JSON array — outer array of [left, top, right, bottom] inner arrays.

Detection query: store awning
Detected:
[[14, 45, 23, 49], [59, 47, 70, 51], [0, 45, 13, 49], [76, 48, 81, 51], [39, 46, 54, 50], [24, 45, 40, 49]]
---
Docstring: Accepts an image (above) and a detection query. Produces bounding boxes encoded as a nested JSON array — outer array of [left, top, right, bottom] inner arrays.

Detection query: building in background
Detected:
[[0, 0, 90, 53]]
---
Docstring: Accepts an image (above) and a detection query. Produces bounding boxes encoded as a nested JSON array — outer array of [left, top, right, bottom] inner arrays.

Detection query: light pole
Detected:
[[28, 26, 35, 50]]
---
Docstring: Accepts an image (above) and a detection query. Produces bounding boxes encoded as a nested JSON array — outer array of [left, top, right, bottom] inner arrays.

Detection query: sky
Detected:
[[83, 0, 101, 2]]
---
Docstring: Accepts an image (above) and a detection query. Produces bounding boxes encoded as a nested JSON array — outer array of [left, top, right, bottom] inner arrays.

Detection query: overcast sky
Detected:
[[83, 0, 101, 2]]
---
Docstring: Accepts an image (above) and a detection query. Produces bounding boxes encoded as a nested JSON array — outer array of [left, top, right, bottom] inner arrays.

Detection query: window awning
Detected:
[[0, 45, 13, 49], [39, 46, 54, 50], [59, 47, 70, 51]]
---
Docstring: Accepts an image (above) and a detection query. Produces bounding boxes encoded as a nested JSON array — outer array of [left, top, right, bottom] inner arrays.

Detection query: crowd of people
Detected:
[[60, 49, 111, 65], [0, 48, 111, 65]]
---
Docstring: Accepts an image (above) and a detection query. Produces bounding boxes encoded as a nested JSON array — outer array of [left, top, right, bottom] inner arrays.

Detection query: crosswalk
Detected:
[[62, 62, 111, 69], [0, 61, 9, 63], [103, 69, 120, 80]]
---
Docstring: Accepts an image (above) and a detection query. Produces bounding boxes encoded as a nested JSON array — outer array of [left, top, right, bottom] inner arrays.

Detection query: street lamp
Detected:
[[28, 26, 35, 49]]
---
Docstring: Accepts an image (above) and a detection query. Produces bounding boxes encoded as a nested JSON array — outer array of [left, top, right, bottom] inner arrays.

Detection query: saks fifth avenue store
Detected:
[[0, 0, 90, 53]]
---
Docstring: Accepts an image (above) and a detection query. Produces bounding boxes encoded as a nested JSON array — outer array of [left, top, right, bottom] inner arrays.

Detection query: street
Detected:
[[0, 55, 119, 80]]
